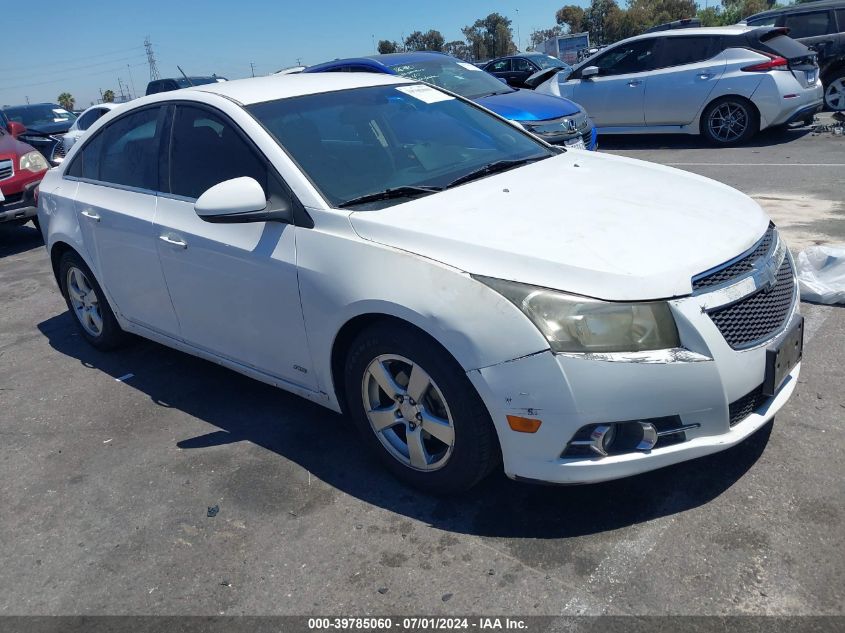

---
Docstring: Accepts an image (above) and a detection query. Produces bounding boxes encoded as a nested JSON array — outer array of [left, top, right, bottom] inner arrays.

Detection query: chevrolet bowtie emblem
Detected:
[[758, 258, 778, 293]]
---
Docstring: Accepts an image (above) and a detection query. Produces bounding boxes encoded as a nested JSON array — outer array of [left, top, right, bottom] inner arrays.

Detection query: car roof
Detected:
[[748, 0, 843, 21], [172, 72, 414, 106], [3, 102, 62, 110]]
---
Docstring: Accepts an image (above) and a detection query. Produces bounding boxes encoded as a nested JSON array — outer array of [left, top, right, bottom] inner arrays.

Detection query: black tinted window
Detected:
[[593, 39, 657, 76], [487, 59, 510, 72], [98, 107, 161, 190], [168, 106, 267, 200], [81, 133, 103, 180], [784, 11, 833, 38], [657, 36, 717, 67], [77, 108, 108, 131], [512, 58, 534, 72], [836, 8, 845, 30]]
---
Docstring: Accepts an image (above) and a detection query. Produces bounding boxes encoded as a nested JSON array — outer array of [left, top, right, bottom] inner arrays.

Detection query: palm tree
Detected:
[[57, 92, 75, 111], [102, 90, 115, 103]]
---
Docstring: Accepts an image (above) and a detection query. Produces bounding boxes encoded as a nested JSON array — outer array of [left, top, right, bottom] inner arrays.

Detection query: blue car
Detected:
[[304, 52, 597, 150]]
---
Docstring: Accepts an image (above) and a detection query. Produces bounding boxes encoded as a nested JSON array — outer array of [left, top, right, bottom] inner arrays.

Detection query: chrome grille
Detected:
[[707, 257, 795, 349], [693, 223, 776, 291], [0, 159, 12, 181], [526, 111, 589, 142]]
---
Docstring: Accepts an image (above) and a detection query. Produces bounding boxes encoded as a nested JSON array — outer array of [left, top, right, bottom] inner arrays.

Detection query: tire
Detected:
[[824, 71, 845, 111], [344, 323, 500, 494], [701, 96, 759, 146], [58, 250, 129, 351]]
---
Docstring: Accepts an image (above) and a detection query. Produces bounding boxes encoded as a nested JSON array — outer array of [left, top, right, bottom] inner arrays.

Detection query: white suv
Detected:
[[530, 26, 824, 145]]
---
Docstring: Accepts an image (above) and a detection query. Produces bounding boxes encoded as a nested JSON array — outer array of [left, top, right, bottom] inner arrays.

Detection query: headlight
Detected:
[[473, 275, 680, 353], [20, 150, 49, 172]]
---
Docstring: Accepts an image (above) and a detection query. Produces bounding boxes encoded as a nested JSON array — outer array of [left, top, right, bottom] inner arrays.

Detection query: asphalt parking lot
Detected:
[[1, 122, 843, 617]]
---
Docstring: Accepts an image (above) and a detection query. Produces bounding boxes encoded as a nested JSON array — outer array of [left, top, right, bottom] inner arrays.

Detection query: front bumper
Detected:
[[467, 247, 800, 485], [523, 112, 598, 151], [0, 181, 38, 223]]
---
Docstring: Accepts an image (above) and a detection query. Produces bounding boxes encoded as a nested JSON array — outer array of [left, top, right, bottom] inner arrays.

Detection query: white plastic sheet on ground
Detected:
[[796, 244, 845, 305]]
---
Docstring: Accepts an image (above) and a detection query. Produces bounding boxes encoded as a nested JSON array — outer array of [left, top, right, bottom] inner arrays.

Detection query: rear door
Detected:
[[509, 57, 537, 86], [484, 58, 511, 83], [69, 105, 180, 335], [570, 38, 659, 127], [644, 35, 726, 126]]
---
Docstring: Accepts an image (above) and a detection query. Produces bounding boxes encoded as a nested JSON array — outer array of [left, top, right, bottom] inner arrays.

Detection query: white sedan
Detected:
[[61, 102, 121, 153], [37, 73, 802, 492]]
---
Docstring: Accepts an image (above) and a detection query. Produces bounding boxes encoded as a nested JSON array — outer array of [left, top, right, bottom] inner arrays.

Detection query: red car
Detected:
[[0, 111, 49, 231]]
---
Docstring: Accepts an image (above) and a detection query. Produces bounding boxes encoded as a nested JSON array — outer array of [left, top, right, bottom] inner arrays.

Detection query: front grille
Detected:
[[693, 223, 776, 291], [526, 111, 589, 143], [708, 256, 795, 349], [729, 384, 769, 427], [0, 159, 12, 181], [51, 139, 66, 162]]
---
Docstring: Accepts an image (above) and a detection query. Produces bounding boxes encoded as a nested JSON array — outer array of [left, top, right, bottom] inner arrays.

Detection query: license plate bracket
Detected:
[[763, 315, 804, 397], [565, 138, 586, 150]]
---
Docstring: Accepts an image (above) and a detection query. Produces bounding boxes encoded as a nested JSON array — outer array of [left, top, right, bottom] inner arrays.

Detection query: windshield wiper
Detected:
[[337, 185, 443, 208], [443, 156, 548, 190]]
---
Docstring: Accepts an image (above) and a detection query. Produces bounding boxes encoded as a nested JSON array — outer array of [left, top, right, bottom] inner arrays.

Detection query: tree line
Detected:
[[377, 1, 802, 61]]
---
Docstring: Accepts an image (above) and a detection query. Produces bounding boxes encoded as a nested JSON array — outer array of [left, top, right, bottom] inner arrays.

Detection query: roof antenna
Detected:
[[177, 65, 194, 86]]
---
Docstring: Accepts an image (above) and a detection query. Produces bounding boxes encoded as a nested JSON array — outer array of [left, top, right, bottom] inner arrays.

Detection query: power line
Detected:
[[145, 36, 161, 81], [0, 46, 144, 73], [0, 54, 147, 79], [3, 62, 148, 91]]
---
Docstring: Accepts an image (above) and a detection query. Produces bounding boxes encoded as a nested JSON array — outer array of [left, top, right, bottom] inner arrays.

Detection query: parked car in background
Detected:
[[745, 0, 845, 110], [529, 26, 823, 145], [1, 103, 77, 165], [482, 53, 571, 88], [0, 113, 49, 230], [62, 103, 121, 153], [145, 75, 227, 95], [39, 73, 801, 492], [304, 52, 597, 150]]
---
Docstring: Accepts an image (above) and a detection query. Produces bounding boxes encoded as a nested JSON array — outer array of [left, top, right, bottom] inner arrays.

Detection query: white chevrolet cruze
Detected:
[[37, 73, 803, 493]]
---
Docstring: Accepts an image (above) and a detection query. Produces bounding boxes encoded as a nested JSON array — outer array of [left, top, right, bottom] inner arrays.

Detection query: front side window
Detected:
[[248, 84, 553, 208], [393, 60, 513, 98], [487, 59, 511, 72], [98, 107, 162, 190], [783, 11, 833, 38], [168, 105, 267, 200], [656, 36, 718, 68], [591, 39, 657, 76], [512, 58, 535, 72], [529, 55, 569, 70]]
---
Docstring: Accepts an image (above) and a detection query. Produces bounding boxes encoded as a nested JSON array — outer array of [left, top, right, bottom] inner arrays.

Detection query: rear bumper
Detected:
[[783, 101, 824, 124], [0, 181, 38, 223], [754, 73, 824, 129]]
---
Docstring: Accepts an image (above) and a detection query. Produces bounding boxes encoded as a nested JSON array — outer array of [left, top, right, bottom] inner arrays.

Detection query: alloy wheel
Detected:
[[361, 354, 455, 471], [708, 102, 749, 143], [66, 266, 103, 337], [825, 78, 845, 111]]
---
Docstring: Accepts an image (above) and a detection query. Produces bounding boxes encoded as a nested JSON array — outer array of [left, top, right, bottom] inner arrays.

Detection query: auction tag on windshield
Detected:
[[396, 84, 454, 104], [457, 62, 481, 71]]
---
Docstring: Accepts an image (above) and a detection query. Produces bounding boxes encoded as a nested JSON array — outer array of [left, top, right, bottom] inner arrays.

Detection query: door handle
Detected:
[[80, 210, 100, 222], [159, 235, 187, 248], [627, 80, 642, 87]]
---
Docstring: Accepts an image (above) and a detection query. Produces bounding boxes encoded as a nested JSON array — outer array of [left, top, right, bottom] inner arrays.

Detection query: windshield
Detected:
[[248, 84, 553, 208], [3, 104, 77, 127], [388, 59, 514, 99], [530, 55, 570, 70]]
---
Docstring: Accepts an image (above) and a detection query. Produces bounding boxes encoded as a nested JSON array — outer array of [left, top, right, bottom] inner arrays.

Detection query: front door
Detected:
[[154, 104, 316, 389]]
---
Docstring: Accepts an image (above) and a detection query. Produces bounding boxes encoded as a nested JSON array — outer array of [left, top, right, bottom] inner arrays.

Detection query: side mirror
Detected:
[[7, 121, 26, 138], [581, 66, 599, 80], [195, 177, 291, 224]]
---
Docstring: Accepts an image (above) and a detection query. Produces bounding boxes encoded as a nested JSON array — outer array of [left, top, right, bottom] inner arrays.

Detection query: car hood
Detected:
[[21, 121, 72, 135], [475, 89, 581, 121], [0, 131, 34, 157], [348, 152, 769, 301]]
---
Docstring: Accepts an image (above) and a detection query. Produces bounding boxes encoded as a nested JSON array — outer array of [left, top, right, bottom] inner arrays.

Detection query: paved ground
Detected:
[[1, 122, 843, 617]]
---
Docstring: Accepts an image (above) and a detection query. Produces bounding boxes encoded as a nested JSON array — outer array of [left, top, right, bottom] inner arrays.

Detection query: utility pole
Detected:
[[296, 57, 302, 66], [25, 96, 30, 104], [372, 34, 376, 53], [127, 64, 137, 99], [515, 8, 521, 52], [144, 36, 161, 82], [250, 62, 256, 77], [99, 88, 104, 103], [118, 77, 126, 101]]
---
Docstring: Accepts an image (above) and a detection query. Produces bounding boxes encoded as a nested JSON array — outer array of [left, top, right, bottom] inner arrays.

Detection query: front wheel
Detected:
[[824, 72, 845, 111], [344, 323, 499, 493], [701, 97, 759, 146]]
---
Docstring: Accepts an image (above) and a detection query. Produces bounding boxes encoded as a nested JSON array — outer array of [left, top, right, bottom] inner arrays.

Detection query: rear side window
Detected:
[[98, 107, 162, 190], [487, 59, 510, 72], [167, 105, 267, 200], [656, 36, 718, 68], [512, 58, 534, 72], [783, 11, 834, 38]]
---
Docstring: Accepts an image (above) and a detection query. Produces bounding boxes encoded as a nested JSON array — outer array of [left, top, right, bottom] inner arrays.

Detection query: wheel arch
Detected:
[[699, 94, 760, 138]]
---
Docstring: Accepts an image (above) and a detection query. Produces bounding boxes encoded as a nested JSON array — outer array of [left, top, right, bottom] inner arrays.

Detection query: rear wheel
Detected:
[[344, 323, 499, 493], [824, 72, 845, 111], [701, 97, 759, 146], [58, 251, 129, 350]]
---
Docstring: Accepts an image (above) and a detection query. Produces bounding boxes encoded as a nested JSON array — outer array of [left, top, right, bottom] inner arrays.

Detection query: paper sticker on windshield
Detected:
[[396, 84, 454, 104], [457, 62, 481, 72]]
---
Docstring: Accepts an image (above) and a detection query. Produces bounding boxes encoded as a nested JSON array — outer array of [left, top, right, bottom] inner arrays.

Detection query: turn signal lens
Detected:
[[507, 415, 542, 433]]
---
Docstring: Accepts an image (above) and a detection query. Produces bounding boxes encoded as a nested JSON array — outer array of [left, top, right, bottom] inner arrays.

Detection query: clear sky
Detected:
[[1, 0, 591, 109]]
